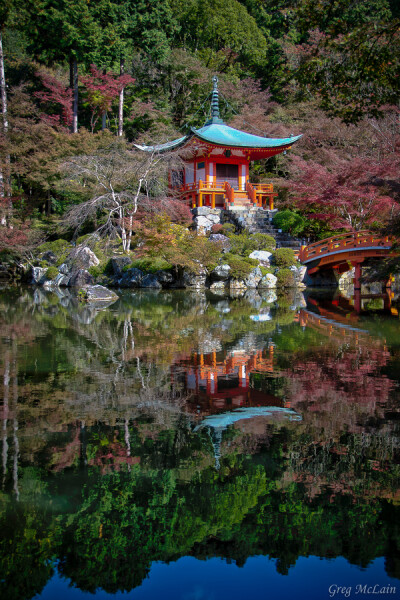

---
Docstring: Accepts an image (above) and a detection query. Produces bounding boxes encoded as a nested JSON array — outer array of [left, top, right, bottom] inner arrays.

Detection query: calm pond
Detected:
[[1, 286, 400, 600]]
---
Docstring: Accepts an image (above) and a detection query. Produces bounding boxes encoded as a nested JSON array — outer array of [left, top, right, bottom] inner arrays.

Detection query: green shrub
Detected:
[[251, 233, 276, 252], [76, 234, 92, 246], [225, 253, 258, 280], [38, 239, 71, 267], [88, 265, 103, 278], [276, 268, 295, 288], [88, 259, 113, 279], [273, 248, 297, 268], [228, 232, 276, 257], [273, 210, 306, 236], [38, 239, 70, 254], [221, 223, 236, 236], [260, 266, 274, 277], [103, 259, 114, 276], [126, 257, 173, 273], [45, 266, 59, 280]]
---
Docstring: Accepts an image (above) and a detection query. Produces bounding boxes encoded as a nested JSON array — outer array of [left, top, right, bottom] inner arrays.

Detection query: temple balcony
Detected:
[[177, 180, 278, 210]]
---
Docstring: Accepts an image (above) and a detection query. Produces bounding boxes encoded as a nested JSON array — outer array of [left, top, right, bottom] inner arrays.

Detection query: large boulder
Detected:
[[141, 274, 162, 289], [182, 271, 207, 289], [249, 250, 272, 265], [194, 215, 214, 232], [110, 256, 131, 277], [31, 267, 47, 284], [229, 279, 247, 291], [118, 268, 143, 288], [155, 270, 175, 286], [58, 263, 70, 275], [207, 213, 221, 224], [258, 273, 278, 289], [289, 265, 307, 286], [244, 266, 262, 289], [67, 245, 100, 269], [208, 233, 231, 251], [210, 263, 231, 281], [68, 269, 94, 288], [80, 285, 118, 302], [210, 281, 227, 293]]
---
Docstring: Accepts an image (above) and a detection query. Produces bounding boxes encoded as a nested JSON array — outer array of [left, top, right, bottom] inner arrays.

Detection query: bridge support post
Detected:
[[354, 289, 362, 314], [353, 262, 362, 290], [384, 293, 392, 311], [385, 275, 393, 290]]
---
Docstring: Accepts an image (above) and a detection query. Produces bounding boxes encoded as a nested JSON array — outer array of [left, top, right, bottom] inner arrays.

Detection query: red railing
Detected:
[[178, 180, 277, 209], [252, 183, 274, 193], [224, 181, 235, 205], [246, 181, 256, 204], [299, 231, 392, 263]]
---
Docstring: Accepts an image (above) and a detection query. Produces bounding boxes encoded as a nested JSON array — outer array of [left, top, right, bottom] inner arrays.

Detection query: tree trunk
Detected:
[[2, 356, 9, 489], [0, 31, 9, 135], [12, 347, 19, 501], [70, 57, 78, 134], [118, 58, 125, 137], [0, 29, 11, 216], [102, 111, 107, 130]]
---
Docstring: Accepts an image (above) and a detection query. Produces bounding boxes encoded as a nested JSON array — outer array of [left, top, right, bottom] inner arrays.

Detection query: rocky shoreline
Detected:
[[24, 241, 309, 299], [2, 238, 399, 303]]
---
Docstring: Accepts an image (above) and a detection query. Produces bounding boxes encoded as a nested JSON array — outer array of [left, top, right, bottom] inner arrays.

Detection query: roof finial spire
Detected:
[[205, 76, 224, 125], [211, 75, 220, 120]]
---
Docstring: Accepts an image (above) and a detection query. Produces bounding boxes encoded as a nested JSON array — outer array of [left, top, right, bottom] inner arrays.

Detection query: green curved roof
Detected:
[[134, 122, 302, 153], [134, 134, 189, 153]]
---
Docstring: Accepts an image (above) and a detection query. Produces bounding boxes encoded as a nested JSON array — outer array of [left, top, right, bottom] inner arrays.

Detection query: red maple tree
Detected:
[[34, 71, 73, 129], [81, 64, 135, 132], [287, 155, 399, 231]]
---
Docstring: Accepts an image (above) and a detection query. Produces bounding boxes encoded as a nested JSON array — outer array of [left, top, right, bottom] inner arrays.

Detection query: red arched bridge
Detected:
[[298, 231, 393, 282]]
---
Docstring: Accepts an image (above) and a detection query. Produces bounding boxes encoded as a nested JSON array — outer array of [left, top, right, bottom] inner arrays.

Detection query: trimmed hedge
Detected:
[[273, 248, 297, 267], [225, 253, 258, 280], [276, 268, 296, 288]]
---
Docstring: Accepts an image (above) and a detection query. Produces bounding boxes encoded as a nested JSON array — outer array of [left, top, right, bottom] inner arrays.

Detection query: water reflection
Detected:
[[0, 287, 400, 599]]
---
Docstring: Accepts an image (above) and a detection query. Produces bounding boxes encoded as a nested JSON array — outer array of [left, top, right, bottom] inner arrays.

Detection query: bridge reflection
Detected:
[[172, 291, 396, 420]]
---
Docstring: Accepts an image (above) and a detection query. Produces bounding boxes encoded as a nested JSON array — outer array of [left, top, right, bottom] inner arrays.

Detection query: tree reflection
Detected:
[[0, 288, 399, 598]]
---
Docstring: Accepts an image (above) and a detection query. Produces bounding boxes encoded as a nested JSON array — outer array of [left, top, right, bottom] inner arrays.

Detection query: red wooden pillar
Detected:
[[384, 293, 391, 311], [354, 289, 362, 314], [353, 262, 362, 290]]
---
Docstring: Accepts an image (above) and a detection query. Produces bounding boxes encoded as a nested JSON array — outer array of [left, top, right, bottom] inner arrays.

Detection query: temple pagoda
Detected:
[[135, 76, 302, 210]]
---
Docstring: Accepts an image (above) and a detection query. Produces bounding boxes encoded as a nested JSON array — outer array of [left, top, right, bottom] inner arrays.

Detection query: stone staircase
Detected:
[[224, 207, 302, 250]]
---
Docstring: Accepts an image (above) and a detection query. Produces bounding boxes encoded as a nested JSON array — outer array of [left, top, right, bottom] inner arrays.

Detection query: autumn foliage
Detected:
[[81, 65, 135, 131], [287, 155, 398, 231], [34, 71, 73, 129]]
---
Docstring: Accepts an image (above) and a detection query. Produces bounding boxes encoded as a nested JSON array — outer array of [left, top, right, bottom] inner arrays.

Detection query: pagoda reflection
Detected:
[[173, 343, 284, 416]]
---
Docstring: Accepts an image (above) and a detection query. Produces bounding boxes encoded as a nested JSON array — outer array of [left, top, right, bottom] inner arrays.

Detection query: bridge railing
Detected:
[[299, 231, 392, 263]]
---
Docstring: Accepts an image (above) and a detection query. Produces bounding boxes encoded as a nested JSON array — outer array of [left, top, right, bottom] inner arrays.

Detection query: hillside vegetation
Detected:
[[0, 0, 399, 261]]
